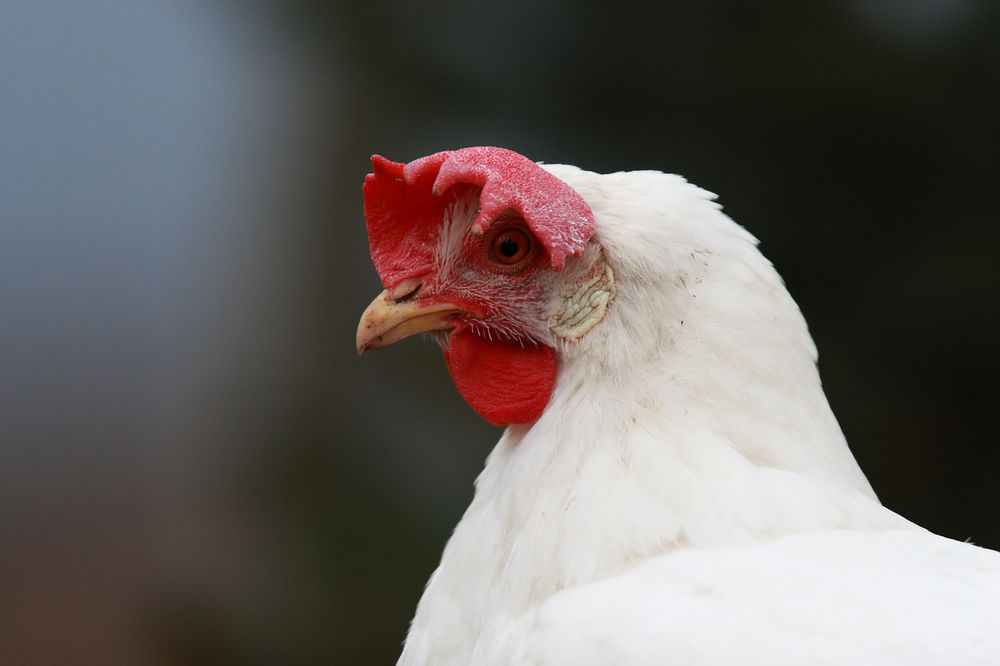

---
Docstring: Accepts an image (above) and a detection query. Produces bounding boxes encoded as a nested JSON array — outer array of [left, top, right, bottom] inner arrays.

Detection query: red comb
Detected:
[[363, 147, 595, 287]]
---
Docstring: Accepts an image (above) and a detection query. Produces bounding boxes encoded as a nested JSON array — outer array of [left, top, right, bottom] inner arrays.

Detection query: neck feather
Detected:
[[398, 165, 910, 666]]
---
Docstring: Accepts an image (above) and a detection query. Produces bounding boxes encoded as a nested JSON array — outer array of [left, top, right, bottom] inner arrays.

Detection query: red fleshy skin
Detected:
[[363, 155, 460, 289], [443, 329, 555, 426], [363, 147, 595, 288]]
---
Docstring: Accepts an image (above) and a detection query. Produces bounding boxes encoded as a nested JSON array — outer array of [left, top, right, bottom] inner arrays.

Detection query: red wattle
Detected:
[[443, 328, 555, 426]]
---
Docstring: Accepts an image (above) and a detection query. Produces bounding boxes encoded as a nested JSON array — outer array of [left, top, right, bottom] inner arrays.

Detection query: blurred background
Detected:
[[1, 1, 998, 664]]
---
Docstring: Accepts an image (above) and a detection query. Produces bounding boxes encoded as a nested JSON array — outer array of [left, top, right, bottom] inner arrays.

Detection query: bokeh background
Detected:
[[2, 1, 998, 664]]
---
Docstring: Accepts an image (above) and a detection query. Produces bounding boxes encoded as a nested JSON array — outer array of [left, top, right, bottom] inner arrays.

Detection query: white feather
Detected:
[[396, 165, 1000, 665]]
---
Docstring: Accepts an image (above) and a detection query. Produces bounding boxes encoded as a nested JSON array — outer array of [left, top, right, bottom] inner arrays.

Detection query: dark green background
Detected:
[[1, 2, 997, 664]]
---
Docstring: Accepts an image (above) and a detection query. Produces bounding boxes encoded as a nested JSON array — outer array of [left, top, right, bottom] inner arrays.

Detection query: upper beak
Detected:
[[356, 285, 466, 355]]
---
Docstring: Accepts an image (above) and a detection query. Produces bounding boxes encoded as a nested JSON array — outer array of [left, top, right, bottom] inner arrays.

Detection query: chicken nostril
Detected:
[[388, 277, 422, 303]]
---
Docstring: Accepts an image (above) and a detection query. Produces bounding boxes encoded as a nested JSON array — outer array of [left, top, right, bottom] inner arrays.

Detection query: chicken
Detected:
[[355, 147, 1000, 665]]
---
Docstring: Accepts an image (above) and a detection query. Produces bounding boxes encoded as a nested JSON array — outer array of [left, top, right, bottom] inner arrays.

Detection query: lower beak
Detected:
[[356, 289, 466, 355]]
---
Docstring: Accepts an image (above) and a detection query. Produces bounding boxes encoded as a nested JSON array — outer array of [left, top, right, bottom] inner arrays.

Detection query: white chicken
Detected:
[[356, 147, 1000, 665]]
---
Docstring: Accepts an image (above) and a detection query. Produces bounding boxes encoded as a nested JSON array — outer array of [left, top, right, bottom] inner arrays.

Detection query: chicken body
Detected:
[[357, 152, 1000, 665]]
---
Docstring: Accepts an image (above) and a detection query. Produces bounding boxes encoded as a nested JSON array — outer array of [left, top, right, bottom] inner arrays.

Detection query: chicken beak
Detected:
[[356, 289, 466, 355]]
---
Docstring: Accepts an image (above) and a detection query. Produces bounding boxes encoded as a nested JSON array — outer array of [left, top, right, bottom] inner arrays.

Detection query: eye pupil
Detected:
[[498, 237, 520, 258], [489, 227, 532, 267]]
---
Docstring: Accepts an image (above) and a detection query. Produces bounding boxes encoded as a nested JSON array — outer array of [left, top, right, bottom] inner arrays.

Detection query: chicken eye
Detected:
[[490, 228, 531, 266]]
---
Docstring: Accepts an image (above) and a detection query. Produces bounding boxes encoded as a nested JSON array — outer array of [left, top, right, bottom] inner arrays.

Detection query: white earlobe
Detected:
[[550, 252, 616, 341]]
